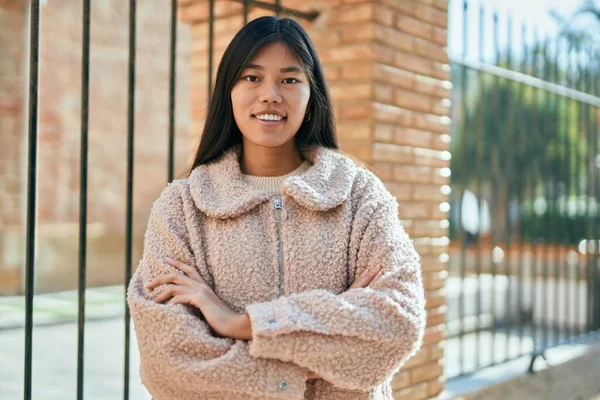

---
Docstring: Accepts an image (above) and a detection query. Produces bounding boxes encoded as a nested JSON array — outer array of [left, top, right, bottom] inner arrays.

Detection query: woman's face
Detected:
[[231, 42, 311, 149]]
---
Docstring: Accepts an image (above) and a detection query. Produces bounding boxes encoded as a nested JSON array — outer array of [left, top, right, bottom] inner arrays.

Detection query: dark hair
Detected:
[[188, 16, 338, 171]]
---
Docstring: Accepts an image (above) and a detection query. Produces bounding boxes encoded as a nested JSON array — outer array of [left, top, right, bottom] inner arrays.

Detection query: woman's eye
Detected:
[[283, 78, 299, 84], [244, 75, 259, 82]]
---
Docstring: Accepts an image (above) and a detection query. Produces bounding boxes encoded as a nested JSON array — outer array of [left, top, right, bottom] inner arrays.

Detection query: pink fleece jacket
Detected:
[[126, 145, 426, 400]]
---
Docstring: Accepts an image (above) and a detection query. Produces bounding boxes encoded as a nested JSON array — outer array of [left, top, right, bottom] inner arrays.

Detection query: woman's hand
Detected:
[[348, 267, 382, 290], [146, 258, 253, 340]]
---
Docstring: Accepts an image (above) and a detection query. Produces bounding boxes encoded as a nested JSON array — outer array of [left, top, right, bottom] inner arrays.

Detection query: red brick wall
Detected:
[[0, 1, 193, 293], [179, 0, 450, 398]]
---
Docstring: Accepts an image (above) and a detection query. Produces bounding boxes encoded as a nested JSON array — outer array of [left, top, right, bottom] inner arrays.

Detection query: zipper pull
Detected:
[[270, 197, 288, 223]]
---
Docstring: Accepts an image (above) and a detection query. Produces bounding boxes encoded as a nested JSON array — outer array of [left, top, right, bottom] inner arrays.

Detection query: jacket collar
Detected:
[[188, 145, 358, 219]]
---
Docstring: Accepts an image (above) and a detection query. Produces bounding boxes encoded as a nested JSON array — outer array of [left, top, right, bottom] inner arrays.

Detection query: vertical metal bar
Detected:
[[208, 0, 215, 101], [550, 38, 561, 347], [587, 61, 600, 331], [475, 2, 485, 370], [275, 0, 281, 15], [540, 37, 552, 351], [562, 44, 573, 342], [124, 1, 136, 399], [77, 0, 91, 398], [576, 48, 586, 338], [168, 0, 177, 183], [24, 1, 40, 399], [503, 12, 514, 361], [530, 27, 541, 352], [516, 20, 527, 356], [457, 0, 469, 375], [490, 10, 500, 365], [243, 0, 249, 24]]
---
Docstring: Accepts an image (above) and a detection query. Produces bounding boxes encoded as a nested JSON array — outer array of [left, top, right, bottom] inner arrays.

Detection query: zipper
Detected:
[[271, 197, 287, 296]]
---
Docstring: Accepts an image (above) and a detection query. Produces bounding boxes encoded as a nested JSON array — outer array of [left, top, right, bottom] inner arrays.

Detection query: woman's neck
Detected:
[[240, 140, 304, 177]]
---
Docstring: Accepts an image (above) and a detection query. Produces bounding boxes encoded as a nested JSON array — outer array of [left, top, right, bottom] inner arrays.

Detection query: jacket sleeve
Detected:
[[127, 183, 310, 400], [245, 188, 426, 392]]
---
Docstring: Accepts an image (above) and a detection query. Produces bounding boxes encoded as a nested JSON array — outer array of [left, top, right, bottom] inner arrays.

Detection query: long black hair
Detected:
[[189, 16, 338, 171]]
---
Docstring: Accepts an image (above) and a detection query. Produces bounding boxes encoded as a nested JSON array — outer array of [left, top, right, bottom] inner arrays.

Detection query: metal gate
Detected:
[[20, 1, 316, 399]]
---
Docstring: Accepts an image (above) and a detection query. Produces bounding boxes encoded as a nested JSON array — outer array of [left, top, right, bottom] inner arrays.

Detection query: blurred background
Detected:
[[0, 0, 599, 399]]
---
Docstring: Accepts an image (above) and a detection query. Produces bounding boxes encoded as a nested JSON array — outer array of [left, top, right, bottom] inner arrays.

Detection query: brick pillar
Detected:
[[180, 1, 450, 398], [0, 1, 27, 294]]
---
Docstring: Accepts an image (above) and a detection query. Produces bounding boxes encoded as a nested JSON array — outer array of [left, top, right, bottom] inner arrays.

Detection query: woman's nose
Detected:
[[259, 82, 282, 103]]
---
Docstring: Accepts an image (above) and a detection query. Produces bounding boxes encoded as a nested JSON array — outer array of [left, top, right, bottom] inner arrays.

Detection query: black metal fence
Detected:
[[446, 0, 600, 379], [20, 1, 317, 399]]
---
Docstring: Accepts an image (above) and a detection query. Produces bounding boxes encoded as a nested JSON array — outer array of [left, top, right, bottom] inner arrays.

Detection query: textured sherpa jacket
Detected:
[[127, 145, 426, 400]]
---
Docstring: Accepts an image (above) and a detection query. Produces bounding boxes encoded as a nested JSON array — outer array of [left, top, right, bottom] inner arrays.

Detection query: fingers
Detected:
[[349, 267, 380, 289], [146, 273, 188, 290], [154, 284, 181, 303], [368, 270, 383, 286], [166, 258, 204, 282]]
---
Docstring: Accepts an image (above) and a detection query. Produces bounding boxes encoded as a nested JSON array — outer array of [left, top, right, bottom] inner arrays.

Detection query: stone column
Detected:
[[180, 0, 450, 397]]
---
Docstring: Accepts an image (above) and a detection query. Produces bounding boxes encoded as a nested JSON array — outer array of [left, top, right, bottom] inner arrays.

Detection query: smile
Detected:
[[253, 114, 287, 126]]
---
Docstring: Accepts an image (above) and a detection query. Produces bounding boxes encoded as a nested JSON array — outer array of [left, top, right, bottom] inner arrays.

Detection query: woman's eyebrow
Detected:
[[244, 63, 303, 73]]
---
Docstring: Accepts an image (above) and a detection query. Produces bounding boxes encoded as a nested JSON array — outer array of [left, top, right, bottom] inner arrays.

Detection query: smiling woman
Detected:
[[126, 15, 425, 400]]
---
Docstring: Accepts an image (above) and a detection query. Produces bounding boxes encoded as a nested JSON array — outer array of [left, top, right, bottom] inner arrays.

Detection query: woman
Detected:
[[127, 16, 425, 400]]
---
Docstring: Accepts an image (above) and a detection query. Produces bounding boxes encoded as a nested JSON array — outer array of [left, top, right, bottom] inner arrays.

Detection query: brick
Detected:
[[332, 3, 375, 25], [374, 124, 394, 142], [413, 184, 446, 201], [337, 122, 372, 141], [414, 37, 447, 63], [391, 370, 410, 391], [397, 202, 430, 219], [374, 84, 394, 103], [340, 24, 374, 43], [374, 4, 394, 26], [412, 220, 446, 237], [393, 382, 429, 400], [414, 2, 448, 28], [410, 361, 444, 385], [372, 161, 394, 180], [340, 64, 373, 80], [379, 0, 415, 16], [323, 65, 340, 81], [394, 51, 434, 76], [412, 113, 451, 134], [386, 182, 413, 201], [179, 1, 243, 24], [373, 64, 414, 89], [312, 31, 342, 48], [423, 270, 447, 291], [374, 25, 414, 53], [394, 165, 433, 183], [329, 83, 372, 100], [373, 43, 397, 64], [374, 103, 413, 125], [395, 90, 432, 114], [425, 289, 446, 310], [395, 14, 433, 41], [320, 43, 372, 63], [403, 346, 430, 369], [423, 323, 447, 344], [426, 305, 446, 327], [432, 26, 447, 46], [421, 255, 447, 272], [373, 143, 413, 163], [339, 103, 373, 120], [431, 97, 451, 116], [433, 0, 448, 10], [427, 378, 445, 397]]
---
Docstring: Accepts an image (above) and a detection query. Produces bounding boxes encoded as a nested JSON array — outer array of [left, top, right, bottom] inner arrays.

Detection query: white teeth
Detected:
[[255, 114, 284, 121]]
